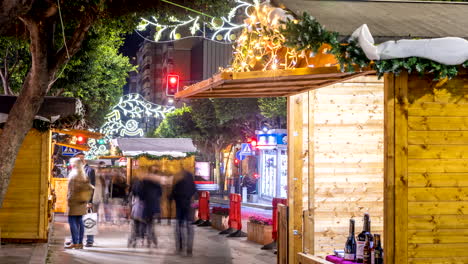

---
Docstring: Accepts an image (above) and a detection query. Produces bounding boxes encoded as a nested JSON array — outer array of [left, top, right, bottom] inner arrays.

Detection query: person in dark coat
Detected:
[[138, 168, 162, 248], [170, 170, 197, 256]]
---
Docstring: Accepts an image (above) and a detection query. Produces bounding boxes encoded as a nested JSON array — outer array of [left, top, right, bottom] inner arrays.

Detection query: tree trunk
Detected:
[[0, 5, 95, 206], [0, 18, 53, 206]]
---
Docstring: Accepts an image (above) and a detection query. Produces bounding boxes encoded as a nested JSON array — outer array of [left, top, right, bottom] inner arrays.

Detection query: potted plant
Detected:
[[247, 215, 274, 245], [210, 206, 230, 231]]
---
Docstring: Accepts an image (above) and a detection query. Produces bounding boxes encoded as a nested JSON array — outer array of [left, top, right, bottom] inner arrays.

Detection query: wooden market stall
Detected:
[[176, 1, 468, 263], [0, 96, 79, 242], [116, 138, 197, 219], [52, 129, 104, 214]]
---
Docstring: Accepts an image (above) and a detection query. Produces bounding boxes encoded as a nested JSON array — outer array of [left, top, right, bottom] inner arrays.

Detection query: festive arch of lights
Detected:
[[85, 93, 175, 158]]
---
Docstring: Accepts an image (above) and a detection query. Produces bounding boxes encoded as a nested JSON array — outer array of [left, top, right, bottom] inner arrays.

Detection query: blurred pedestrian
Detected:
[[170, 170, 197, 256], [140, 165, 163, 247], [128, 175, 145, 248], [65, 157, 94, 249], [74, 152, 97, 247], [93, 161, 106, 223]]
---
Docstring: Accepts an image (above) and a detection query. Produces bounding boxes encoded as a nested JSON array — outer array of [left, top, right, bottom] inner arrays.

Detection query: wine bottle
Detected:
[[363, 235, 371, 264], [368, 219, 373, 248], [356, 213, 372, 263], [372, 234, 383, 264], [344, 219, 356, 261]]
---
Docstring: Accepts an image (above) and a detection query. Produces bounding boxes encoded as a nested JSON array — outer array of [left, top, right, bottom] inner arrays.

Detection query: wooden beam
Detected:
[[52, 129, 103, 139], [288, 94, 305, 264], [394, 72, 409, 264], [297, 253, 333, 264], [55, 142, 90, 151], [177, 66, 374, 99], [384, 73, 396, 264], [175, 72, 229, 99]]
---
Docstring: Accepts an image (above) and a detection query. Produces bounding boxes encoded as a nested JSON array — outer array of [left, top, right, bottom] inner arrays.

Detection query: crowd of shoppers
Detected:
[[63, 153, 197, 256]]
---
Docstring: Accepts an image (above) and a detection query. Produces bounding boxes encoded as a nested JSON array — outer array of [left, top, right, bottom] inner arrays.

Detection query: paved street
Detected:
[[47, 215, 275, 264]]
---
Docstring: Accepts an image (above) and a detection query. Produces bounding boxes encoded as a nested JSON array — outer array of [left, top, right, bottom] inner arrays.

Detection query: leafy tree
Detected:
[[51, 24, 136, 127], [0, 37, 30, 94], [0, 0, 231, 206], [258, 97, 287, 128], [154, 99, 260, 191]]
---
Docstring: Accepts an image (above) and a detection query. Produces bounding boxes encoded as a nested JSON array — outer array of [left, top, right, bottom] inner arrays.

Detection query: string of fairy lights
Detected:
[[137, 0, 310, 72], [137, 0, 258, 43]]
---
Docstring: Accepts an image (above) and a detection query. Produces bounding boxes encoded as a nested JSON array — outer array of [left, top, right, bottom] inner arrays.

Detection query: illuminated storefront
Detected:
[[256, 129, 288, 199]]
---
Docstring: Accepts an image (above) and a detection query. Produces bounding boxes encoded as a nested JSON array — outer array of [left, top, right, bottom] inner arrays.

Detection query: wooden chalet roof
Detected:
[[177, 0, 468, 99], [0, 95, 79, 118], [176, 66, 374, 99], [275, 0, 468, 42]]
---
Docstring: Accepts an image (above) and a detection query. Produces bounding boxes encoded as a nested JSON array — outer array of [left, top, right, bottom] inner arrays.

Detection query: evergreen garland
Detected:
[[130, 152, 197, 161], [281, 13, 468, 80]]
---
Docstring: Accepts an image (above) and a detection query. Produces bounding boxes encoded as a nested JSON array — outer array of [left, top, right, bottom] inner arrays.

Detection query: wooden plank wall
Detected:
[[311, 76, 385, 257], [53, 178, 68, 213], [403, 74, 468, 263], [0, 129, 51, 240]]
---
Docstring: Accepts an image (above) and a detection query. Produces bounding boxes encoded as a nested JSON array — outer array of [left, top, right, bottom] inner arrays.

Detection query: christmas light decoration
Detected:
[[137, 0, 258, 43], [230, 2, 305, 72], [85, 93, 175, 158]]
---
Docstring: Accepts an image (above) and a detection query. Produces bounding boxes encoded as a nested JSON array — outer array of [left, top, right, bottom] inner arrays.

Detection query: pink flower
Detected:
[[249, 215, 273, 225]]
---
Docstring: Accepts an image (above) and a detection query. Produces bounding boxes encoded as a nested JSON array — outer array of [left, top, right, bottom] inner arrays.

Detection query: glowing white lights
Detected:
[[85, 93, 175, 158], [137, 0, 258, 43]]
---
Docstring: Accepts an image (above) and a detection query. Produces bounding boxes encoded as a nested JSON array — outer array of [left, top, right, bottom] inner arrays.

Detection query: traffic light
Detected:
[[250, 139, 257, 149], [166, 74, 180, 96], [70, 135, 87, 145], [234, 158, 239, 167]]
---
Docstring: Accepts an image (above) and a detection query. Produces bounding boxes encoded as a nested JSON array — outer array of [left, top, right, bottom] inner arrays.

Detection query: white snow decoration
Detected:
[[351, 24, 468, 65]]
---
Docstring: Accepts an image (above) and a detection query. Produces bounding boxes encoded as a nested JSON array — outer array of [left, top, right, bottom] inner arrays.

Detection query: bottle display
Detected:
[[372, 234, 383, 264], [356, 213, 373, 263], [363, 236, 371, 264], [344, 218, 356, 261]]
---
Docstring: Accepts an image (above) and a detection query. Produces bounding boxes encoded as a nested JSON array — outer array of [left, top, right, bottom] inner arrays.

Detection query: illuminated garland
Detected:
[[137, 0, 258, 42], [130, 152, 197, 161], [229, 3, 305, 72], [85, 94, 175, 159]]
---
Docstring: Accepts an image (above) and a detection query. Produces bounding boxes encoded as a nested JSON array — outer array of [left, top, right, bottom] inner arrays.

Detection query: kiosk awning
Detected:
[[175, 66, 374, 99]]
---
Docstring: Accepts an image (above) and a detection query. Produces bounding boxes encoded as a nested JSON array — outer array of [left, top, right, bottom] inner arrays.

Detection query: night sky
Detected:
[[120, 30, 146, 59]]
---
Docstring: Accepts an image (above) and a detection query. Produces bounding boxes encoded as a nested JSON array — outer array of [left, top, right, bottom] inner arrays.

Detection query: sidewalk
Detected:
[[0, 242, 48, 264], [47, 214, 275, 264]]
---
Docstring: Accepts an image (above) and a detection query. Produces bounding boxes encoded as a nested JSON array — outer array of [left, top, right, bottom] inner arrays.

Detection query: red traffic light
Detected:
[[166, 74, 180, 96], [250, 139, 257, 148], [77, 136, 84, 143]]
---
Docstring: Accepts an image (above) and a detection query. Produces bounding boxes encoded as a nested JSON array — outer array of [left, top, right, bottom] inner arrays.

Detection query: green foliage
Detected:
[[51, 24, 135, 128], [374, 57, 460, 80], [131, 152, 196, 160], [258, 97, 286, 119], [0, 37, 30, 94], [154, 98, 260, 161], [154, 106, 197, 138], [281, 12, 468, 80]]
